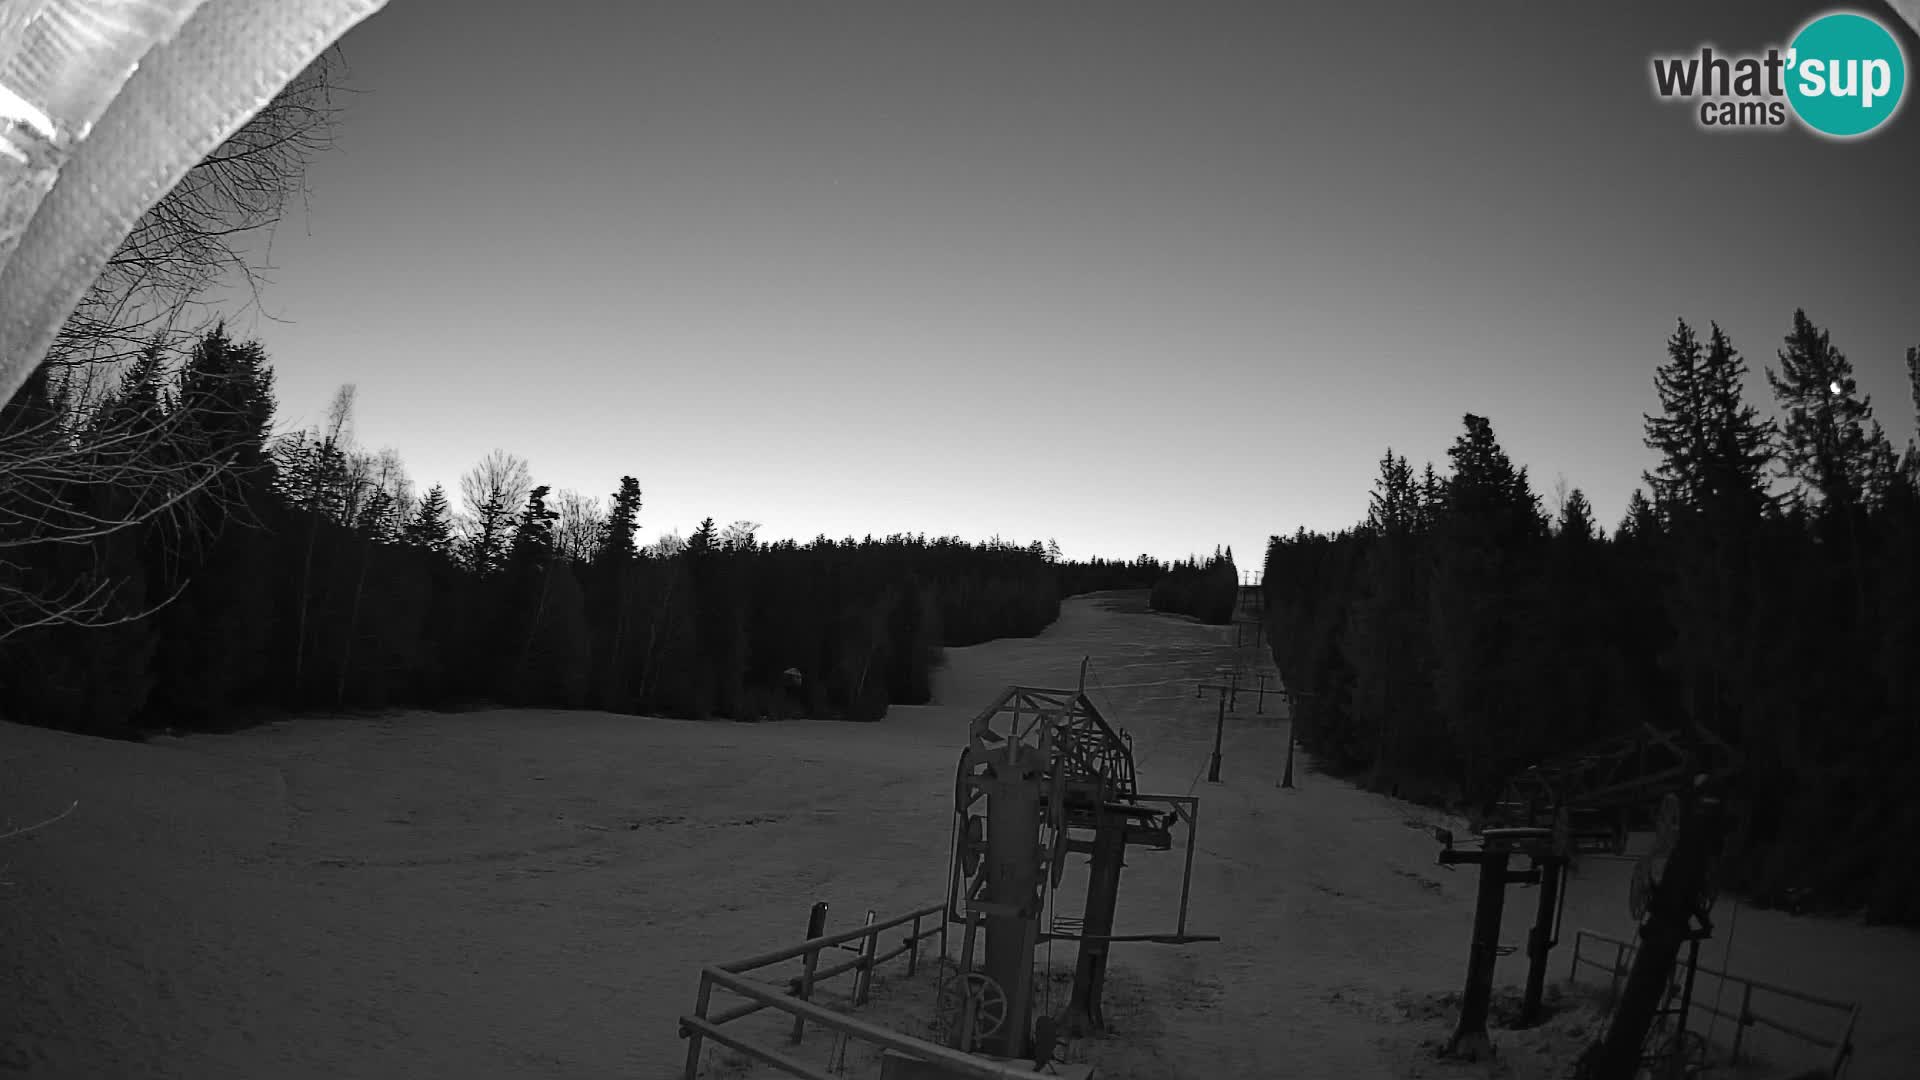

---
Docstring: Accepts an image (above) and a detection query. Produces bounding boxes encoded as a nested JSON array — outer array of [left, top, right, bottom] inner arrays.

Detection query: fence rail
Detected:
[[681, 900, 1021, 1080], [1567, 928, 1860, 1079]]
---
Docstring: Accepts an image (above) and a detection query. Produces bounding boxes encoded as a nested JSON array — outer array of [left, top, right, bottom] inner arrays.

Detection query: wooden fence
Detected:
[[1567, 928, 1860, 1079], [678, 900, 1041, 1080]]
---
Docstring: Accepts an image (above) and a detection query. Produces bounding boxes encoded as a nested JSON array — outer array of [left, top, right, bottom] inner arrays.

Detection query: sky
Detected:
[[216, 1, 1920, 568]]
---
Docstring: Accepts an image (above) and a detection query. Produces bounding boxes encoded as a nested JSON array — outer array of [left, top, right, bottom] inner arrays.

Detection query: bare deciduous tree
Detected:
[[553, 490, 605, 565], [44, 52, 354, 376], [719, 520, 762, 551], [459, 449, 532, 576], [648, 530, 688, 559], [2, 50, 359, 644], [0, 347, 259, 644]]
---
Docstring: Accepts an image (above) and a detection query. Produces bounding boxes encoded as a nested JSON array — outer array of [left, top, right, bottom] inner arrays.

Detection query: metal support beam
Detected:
[[1207, 690, 1226, 783], [1580, 793, 1727, 1080], [981, 773, 1042, 1060], [1066, 806, 1129, 1036], [1521, 856, 1565, 1027], [1444, 839, 1514, 1061]]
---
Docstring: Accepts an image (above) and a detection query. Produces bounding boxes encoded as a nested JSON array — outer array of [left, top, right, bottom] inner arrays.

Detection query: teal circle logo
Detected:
[[1785, 11, 1907, 137]]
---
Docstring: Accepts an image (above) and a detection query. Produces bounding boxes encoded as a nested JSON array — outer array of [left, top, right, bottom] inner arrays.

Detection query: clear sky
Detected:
[[218, 1, 1920, 566]]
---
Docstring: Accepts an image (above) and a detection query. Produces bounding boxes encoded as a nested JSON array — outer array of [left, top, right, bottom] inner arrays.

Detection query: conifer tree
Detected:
[[598, 476, 643, 563], [509, 486, 559, 570], [176, 322, 277, 479], [1618, 488, 1661, 541], [403, 485, 456, 557], [1644, 319, 1774, 526], [460, 449, 531, 576], [1767, 310, 1883, 516], [1365, 450, 1417, 535], [1557, 489, 1596, 542]]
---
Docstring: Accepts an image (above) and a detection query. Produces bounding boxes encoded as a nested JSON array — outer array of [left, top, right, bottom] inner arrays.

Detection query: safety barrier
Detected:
[[678, 900, 1039, 1080], [1568, 928, 1860, 1079]]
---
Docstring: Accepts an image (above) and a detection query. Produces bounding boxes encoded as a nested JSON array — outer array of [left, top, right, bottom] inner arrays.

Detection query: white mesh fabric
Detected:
[[0, 0, 387, 406]]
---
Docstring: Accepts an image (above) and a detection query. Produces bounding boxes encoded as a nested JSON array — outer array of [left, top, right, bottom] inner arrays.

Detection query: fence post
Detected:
[[1569, 931, 1582, 985], [682, 971, 713, 1080], [791, 901, 829, 1044], [1831, 1005, 1859, 1079], [1607, 942, 1626, 1009], [855, 910, 878, 1006], [1731, 982, 1753, 1065], [907, 912, 922, 976]]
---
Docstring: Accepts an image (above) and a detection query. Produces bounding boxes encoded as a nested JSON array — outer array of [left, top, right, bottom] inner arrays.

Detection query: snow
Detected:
[[3, 592, 1915, 1079]]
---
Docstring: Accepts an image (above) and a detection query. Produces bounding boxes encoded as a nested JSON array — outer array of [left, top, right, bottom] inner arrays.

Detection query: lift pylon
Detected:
[[946, 684, 1217, 1061]]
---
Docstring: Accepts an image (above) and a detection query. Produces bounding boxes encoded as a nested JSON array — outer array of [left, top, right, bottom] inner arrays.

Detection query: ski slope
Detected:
[[2, 592, 1912, 1079]]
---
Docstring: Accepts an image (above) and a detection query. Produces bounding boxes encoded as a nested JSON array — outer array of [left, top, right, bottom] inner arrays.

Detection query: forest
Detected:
[[0, 328, 1168, 738], [1147, 548, 1242, 624], [1262, 312, 1920, 925]]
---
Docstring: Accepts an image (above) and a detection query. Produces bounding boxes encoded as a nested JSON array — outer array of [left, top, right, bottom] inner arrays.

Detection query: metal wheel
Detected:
[[1638, 1018, 1709, 1080], [935, 971, 1008, 1046]]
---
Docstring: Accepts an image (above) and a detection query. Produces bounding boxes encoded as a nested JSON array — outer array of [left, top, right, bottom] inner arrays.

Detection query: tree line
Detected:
[[1149, 547, 1241, 623], [1262, 310, 1920, 924], [0, 326, 1168, 738]]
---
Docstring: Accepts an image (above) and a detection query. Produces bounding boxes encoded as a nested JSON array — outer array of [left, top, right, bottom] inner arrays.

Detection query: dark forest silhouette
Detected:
[[1263, 312, 1920, 925], [0, 327, 1165, 737], [1148, 546, 1240, 623], [3, 309, 1917, 926]]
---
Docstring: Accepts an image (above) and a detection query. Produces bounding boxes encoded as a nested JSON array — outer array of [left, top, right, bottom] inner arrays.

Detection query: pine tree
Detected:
[[1441, 414, 1546, 545], [1643, 319, 1706, 513], [356, 487, 400, 542], [1906, 347, 1920, 485], [1767, 310, 1883, 516], [402, 485, 455, 557], [1366, 450, 1417, 535], [1645, 319, 1775, 527], [598, 476, 643, 563], [1618, 488, 1661, 541], [687, 517, 718, 556], [177, 322, 277, 478], [1697, 324, 1776, 521], [509, 485, 559, 570], [1416, 462, 1444, 532], [1557, 488, 1596, 541], [96, 336, 171, 434]]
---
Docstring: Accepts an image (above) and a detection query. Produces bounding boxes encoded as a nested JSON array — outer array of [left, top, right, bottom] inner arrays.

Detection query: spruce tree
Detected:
[[1907, 347, 1920, 483], [1645, 319, 1775, 525], [402, 484, 456, 557], [1442, 414, 1546, 545], [177, 322, 277, 477], [1618, 488, 1661, 541], [1766, 310, 1883, 516], [598, 476, 643, 563], [509, 485, 559, 570], [1365, 450, 1417, 535], [1557, 489, 1596, 542]]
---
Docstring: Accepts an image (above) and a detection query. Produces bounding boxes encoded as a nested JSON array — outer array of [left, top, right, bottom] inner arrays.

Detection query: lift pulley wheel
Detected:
[[935, 971, 1008, 1046]]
